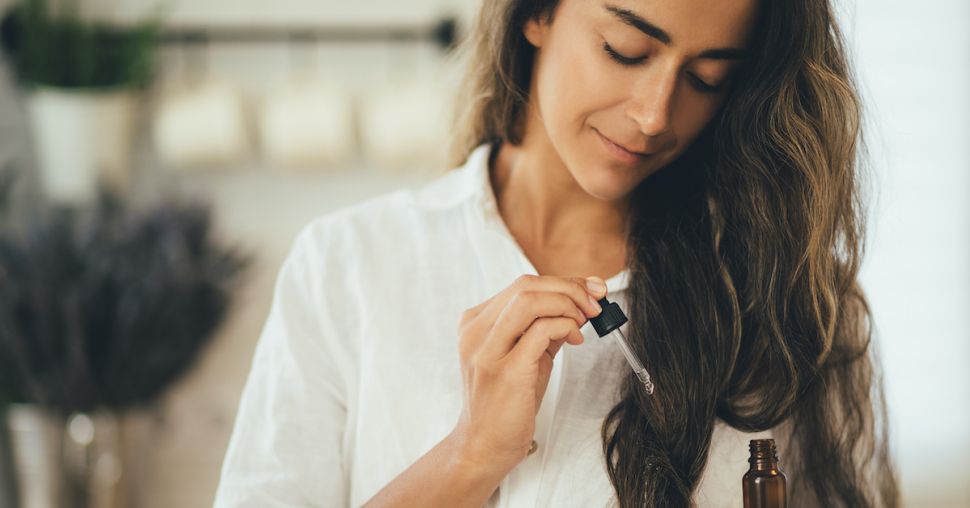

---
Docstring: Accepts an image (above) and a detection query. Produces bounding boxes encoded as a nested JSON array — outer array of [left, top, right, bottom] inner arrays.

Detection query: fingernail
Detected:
[[588, 294, 602, 313], [585, 276, 606, 296]]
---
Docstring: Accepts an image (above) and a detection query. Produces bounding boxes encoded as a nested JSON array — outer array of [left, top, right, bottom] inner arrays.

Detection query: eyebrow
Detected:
[[603, 4, 750, 61]]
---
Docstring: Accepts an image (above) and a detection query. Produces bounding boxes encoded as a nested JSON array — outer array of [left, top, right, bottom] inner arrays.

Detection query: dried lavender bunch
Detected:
[[0, 171, 250, 414]]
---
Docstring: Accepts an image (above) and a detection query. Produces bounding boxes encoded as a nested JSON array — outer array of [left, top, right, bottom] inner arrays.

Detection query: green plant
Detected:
[[0, 0, 167, 90]]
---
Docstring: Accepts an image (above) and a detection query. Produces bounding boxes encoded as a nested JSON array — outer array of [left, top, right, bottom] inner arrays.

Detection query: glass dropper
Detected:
[[588, 296, 655, 395]]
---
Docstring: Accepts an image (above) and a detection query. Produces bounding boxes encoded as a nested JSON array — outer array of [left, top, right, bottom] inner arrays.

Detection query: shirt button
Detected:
[[528, 439, 538, 455]]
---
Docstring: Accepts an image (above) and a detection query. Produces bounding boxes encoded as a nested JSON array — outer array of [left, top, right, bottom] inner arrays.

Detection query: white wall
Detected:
[[843, 0, 970, 506]]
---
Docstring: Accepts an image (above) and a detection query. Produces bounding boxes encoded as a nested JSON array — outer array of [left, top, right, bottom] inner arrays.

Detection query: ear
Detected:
[[523, 13, 551, 48]]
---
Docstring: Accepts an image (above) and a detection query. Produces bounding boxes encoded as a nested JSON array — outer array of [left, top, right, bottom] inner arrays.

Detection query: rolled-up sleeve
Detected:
[[213, 219, 356, 507]]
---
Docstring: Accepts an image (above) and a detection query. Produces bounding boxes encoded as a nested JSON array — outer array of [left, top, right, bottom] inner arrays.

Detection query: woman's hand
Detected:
[[449, 274, 607, 474]]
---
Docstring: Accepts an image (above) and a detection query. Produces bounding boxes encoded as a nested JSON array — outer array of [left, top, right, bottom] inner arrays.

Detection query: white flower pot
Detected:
[[151, 77, 250, 171], [257, 76, 356, 171], [3, 403, 156, 508], [24, 87, 139, 205], [4, 403, 64, 508]]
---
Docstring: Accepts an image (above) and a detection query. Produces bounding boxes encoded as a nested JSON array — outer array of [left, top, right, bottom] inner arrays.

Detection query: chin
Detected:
[[574, 167, 637, 202]]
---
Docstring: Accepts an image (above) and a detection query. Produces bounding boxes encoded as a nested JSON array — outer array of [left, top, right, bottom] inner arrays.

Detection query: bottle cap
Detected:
[[589, 296, 627, 337]]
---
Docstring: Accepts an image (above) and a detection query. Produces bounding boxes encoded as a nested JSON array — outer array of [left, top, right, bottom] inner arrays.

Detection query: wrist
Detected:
[[444, 429, 517, 486]]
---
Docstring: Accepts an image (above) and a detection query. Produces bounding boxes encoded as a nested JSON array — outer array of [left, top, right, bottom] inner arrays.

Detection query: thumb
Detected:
[[584, 276, 608, 299]]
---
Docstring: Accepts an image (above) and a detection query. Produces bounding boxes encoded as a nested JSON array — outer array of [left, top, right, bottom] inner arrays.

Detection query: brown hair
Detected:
[[442, 0, 900, 506]]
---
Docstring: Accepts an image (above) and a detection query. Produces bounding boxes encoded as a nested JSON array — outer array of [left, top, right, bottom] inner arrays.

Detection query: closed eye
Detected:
[[601, 42, 727, 93], [602, 41, 645, 66]]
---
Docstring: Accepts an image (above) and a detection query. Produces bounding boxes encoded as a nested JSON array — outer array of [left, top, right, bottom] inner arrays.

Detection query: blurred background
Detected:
[[0, 0, 965, 507]]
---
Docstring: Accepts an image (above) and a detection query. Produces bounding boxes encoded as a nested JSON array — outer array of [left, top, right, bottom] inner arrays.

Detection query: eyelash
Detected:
[[601, 42, 725, 93]]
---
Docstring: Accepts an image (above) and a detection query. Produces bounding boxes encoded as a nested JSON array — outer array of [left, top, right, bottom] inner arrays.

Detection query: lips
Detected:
[[612, 139, 651, 156], [594, 128, 657, 165], [595, 128, 654, 156]]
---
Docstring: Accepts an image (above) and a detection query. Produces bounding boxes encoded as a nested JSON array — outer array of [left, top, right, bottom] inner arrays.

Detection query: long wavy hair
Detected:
[[442, 0, 899, 506]]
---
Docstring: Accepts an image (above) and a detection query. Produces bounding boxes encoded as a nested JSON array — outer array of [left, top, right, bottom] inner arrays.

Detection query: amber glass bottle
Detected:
[[742, 438, 788, 508]]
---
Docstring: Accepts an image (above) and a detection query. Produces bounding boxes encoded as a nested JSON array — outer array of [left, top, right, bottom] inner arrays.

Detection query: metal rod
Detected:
[[155, 16, 458, 51]]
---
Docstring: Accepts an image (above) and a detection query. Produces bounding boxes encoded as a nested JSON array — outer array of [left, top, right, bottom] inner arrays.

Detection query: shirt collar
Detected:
[[413, 140, 630, 294]]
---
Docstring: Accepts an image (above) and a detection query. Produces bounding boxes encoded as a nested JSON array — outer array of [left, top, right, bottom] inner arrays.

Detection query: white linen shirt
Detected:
[[212, 141, 780, 508]]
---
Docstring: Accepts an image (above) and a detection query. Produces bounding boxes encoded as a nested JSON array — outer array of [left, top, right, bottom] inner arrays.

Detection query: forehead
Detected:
[[573, 0, 760, 49]]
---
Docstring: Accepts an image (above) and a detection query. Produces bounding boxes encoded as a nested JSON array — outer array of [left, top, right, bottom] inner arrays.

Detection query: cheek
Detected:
[[675, 101, 721, 149], [536, 39, 623, 137]]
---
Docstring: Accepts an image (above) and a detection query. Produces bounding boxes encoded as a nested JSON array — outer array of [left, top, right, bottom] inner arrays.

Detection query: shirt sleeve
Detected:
[[213, 220, 356, 508]]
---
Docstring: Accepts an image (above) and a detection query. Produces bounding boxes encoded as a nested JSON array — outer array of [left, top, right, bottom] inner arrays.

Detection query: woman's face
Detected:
[[523, 0, 759, 200]]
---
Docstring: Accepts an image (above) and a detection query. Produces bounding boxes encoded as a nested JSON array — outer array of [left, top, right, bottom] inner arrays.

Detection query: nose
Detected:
[[625, 63, 677, 139]]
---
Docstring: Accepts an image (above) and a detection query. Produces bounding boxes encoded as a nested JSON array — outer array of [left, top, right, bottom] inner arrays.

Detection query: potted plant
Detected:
[[0, 166, 250, 508], [0, 0, 166, 205]]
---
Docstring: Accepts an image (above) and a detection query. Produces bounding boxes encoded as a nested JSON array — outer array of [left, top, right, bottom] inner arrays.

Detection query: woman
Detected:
[[214, 0, 899, 506]]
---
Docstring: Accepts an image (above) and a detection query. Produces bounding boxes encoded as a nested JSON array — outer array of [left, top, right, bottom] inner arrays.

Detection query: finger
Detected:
[[461, 297, 491, 321], [543, 326, 584, 359], [462, 275, 603, 360], [506, 316, 582, 368], [479, 291, 585, 362], [473, 275, 603, 331]]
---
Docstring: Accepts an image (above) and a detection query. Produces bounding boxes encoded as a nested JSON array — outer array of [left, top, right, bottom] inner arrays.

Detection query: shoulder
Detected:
[[294, 166, 476, 256], [294, 188, 412, 256], [282, 144, 489, 302], [295, 141, 491, 249]]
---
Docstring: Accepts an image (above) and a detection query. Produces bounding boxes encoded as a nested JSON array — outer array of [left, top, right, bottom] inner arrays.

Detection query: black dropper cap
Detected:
[[589, 296, 627, 337]]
